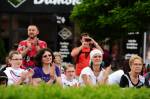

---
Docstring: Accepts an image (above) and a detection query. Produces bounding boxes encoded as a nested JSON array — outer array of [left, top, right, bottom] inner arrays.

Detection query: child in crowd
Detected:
[[4, 51, 33, 85], [61, 64, 79, 87]]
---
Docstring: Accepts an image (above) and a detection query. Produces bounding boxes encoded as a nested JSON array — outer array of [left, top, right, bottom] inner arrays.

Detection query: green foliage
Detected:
[[0, 85, 150, 99], [70, 0, 150, 39]]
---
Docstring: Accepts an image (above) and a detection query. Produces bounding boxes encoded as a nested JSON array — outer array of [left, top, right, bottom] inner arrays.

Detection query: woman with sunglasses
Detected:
[[4, 51, 32, 85], [32, 48, 61, 86]]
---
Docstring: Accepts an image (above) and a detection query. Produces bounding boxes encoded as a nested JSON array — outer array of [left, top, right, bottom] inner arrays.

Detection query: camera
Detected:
[[84, 38, 91, 42]]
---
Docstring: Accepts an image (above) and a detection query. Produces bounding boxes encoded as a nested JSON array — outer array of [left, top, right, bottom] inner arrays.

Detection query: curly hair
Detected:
[[34, 48, 54, 67]]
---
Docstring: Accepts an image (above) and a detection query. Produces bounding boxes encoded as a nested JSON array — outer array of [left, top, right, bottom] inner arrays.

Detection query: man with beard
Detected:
[[17, 25, 47, 68]]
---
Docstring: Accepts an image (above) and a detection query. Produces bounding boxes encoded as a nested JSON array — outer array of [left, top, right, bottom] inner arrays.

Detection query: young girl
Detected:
[[4, 51, 33, 85]]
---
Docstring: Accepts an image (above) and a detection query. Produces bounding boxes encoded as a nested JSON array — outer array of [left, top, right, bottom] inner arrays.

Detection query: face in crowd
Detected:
[[8, 51, 23, 68], [35, 48, 54, 67], [27, 25, 39, 39], [90, 49, 103, 67], [91, 54, 103, 66], [53, 52, 62, 65], [129, 55, 143, 74], [42, 51, 53, 65], [65, 65, 75, 80], [80, 33, 91, 48]]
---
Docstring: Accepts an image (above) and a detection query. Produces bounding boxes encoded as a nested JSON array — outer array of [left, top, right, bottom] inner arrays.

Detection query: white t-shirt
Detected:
[[62, 77, 79, 87], [79, 67, 105, 85], [4, 67, 25, 85], [108, 70, 124, 85]]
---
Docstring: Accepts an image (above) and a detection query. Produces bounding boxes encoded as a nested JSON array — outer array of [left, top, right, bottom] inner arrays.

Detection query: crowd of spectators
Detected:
[[0, 25, 150, 88]]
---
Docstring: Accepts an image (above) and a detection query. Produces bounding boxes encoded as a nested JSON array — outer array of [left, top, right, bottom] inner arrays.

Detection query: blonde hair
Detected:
[[129, 54, 143, 67], [8, 51, 20, 60], [53, 52, 62, 58]]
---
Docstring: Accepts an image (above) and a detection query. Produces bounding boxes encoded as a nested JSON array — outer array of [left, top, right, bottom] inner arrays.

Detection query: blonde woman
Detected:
[[119, 55, 145, 88]]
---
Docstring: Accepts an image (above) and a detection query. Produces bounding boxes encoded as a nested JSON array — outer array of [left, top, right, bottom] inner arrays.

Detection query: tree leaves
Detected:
[[70, 0, 150, 39]]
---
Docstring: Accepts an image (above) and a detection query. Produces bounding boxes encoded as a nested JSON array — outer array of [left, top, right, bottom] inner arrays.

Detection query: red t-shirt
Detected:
[[17, 39, 47, 68], [75, 47, 91, 76]]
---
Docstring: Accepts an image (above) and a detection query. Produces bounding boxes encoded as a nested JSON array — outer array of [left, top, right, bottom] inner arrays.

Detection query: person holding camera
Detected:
[[71, 33, 103, 76], [17, 25, 47, 68]]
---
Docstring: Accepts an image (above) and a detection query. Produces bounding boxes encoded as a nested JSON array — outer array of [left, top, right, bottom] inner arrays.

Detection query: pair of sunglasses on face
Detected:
[[43, 54, 52, 58]]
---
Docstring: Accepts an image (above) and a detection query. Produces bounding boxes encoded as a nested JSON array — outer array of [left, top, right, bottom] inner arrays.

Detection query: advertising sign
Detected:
[[0, 0, 81, 13], [57, 27, 73, 62], [123, 32, 143, 60]]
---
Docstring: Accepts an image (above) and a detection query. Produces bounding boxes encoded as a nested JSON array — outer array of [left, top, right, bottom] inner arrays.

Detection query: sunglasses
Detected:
[[11, 58, 23, 61], [43, 54, 52, 58]]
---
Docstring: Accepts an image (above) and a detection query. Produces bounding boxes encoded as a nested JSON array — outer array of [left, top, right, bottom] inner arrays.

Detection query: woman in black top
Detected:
[[120, 55, 145, 88]]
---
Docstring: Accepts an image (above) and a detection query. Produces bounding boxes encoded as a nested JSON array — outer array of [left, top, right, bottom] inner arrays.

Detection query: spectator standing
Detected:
[[17, 25, 47, 68], [71, 33, 103, 76]]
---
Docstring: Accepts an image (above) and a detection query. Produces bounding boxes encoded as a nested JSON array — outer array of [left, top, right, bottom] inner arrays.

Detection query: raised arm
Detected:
[[89, 37, 104, 54], [71, 46, 83, 58]]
